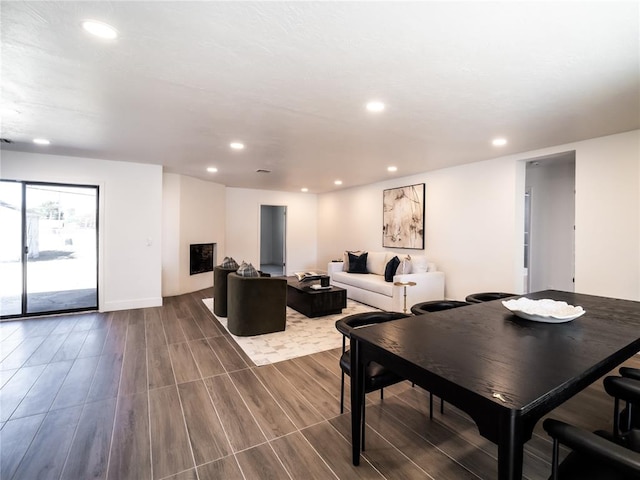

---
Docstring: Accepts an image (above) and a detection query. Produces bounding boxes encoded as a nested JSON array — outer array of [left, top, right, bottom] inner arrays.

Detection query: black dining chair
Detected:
[[409, 299, 472, 417], [620, 367, 640, 381], [335, 311, 409, 448], [543, 375, 640, 480], [607, 374, 640, 438], [542, 419, 640, 480], [410, 300, 471, 315], [465, 292, 516, 303]]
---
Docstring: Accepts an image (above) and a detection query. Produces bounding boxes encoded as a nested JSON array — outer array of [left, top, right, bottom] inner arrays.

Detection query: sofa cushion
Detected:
[[348, 252, 368, 273], [332, 271, 394, 297], [366, 251, 387, 276], [237, 261, 259, 277], [384, 256, 400, 282]]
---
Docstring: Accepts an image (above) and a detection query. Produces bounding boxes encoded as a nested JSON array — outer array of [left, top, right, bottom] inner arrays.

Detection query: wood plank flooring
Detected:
[[1, 288, 638, 480]]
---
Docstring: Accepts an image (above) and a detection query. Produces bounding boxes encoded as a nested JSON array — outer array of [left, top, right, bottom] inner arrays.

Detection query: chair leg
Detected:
[[380, 388, 384, 401], [340, 372, 345, 414], [362, 394, 366, 451], [429, 392, 433, 419], [613, 397, 620, 438], [441, 398, 445, 414], [624, 400, 632, 433], [551, 437, 559, 480]]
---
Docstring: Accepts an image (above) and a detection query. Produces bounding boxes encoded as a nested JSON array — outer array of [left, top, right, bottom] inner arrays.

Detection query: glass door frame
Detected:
[[0, 180, 100, 319]]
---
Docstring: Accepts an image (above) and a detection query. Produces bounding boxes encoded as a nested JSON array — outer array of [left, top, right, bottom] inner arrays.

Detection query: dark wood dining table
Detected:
[[349, 290, 640, 480]]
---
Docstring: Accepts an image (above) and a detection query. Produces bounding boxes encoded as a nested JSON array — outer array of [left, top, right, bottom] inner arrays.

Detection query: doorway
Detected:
[[0, 180, 99, 318], [524, 152, 575, 293], [259, 205, 286, 276]]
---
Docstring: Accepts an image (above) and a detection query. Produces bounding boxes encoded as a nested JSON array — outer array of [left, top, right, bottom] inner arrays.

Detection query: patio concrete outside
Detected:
[[0, 249, 97, 317]]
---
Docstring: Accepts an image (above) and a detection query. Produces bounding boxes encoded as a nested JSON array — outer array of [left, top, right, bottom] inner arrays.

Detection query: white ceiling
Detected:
[[2, 1, 638, 193]]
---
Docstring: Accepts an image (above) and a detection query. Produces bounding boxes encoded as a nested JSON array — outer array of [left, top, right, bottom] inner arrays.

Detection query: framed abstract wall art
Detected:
[[382, 183, 425, 249]]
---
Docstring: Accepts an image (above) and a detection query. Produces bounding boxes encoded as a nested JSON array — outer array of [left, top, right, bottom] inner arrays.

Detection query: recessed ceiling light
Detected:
[[33, 138, 50, 145], [492, 138, 508, 147], [387, 166, 398, 172], [230, 142, 245, 150], [301, 188, 308, 193], [366, 101, 385, 113], [81, 20, 118, 39], [207, 167, 218, 173], [334, 180, 343, 186]]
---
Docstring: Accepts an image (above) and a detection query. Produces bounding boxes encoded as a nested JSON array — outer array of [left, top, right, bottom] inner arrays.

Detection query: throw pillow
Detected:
[[348, 252, 369, 273], [384, 256, 400, 282], [343, 250, 363, 271], [411, 255, 429, 273], [221, 256, 239, 269], [396, 254, 412, 274], [237, 261, 259, 277]]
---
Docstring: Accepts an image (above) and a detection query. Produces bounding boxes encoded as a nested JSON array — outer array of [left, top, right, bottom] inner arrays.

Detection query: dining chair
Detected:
[[606, 374, 640, 438], [542, 419, 640, 479], [620, 367, 640, 381], [335, 311, 409, 448], [409, 299, 472, 417], [543, 374, 640, 479], [464, 291, 516, 303]]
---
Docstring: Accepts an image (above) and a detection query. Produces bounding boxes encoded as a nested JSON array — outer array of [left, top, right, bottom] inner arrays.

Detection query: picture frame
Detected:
[[382, 183, 425, 249]]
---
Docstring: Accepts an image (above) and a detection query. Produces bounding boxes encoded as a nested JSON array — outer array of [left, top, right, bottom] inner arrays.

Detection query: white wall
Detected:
[[318, 158, 522, 300], [318, 130, 640, 301], [162, 173, 226, 297], [573, 131, 639, 299], [226, 188, 318, 274], [1, 151, 163, 311]]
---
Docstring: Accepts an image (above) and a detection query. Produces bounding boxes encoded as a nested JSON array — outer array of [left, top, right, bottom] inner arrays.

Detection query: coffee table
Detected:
[[286, 276, 347, 318]]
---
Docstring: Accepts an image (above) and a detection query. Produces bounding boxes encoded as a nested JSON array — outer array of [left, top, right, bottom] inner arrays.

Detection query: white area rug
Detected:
[[202, 298, 379, 366]]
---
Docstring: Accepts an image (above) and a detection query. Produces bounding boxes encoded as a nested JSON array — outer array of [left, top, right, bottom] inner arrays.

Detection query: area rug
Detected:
[[202, 298, 379, 366]]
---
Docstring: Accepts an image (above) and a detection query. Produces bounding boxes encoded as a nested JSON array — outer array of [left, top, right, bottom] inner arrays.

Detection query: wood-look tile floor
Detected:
[[1, 288, 639, 480]]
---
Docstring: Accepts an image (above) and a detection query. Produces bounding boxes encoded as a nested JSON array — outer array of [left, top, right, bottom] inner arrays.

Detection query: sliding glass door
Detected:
[[0, 181, 99, 318], [0, 181, 23, 316]]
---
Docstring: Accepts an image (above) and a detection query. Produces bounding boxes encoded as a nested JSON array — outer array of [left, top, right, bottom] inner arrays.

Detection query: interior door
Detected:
[[259, 205, 286, 276], [525, 153, 575, 293], [0, 181, 99, 318]]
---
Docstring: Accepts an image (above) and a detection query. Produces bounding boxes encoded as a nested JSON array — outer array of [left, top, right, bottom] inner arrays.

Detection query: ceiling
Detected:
[[1, 2, 638, 193]]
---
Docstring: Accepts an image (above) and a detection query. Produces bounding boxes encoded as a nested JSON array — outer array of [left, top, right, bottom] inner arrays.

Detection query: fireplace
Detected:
[[190, 243, 216, 275]]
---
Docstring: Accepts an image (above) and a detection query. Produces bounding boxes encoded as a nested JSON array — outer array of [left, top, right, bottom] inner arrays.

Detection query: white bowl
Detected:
[[502, 298, 585, 323]]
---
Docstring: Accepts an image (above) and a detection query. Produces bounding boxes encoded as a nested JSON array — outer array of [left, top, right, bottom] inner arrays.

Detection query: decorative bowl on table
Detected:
[[501, 298, 585, 323]]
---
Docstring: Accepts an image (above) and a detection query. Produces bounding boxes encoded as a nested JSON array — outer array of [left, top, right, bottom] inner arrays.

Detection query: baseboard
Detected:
[[101, 297, 163, 312]]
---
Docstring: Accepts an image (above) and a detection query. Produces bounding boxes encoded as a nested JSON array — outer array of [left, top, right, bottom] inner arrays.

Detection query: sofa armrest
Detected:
[[327, 261, 344, 277]]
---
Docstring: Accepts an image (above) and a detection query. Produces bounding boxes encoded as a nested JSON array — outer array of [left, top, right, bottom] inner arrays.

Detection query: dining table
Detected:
[[349, 290, 640, 480]]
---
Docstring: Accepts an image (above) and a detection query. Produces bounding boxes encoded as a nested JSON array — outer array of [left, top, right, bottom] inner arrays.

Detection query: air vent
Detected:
[[0, 138, 13, 143], [256, 169, 271, 174]]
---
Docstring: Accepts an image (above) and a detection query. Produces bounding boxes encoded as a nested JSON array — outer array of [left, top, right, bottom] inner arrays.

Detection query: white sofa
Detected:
[[327, 251, 445, 312]]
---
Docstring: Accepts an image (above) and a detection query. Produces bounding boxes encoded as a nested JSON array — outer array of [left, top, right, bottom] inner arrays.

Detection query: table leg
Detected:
[[350, 337, 363, 465], [497, 413, 524, 480]]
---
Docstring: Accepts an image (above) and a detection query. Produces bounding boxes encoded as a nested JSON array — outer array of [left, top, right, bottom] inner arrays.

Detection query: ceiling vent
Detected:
[[0, 138, 13, 143], [256, 169, 271, 173]]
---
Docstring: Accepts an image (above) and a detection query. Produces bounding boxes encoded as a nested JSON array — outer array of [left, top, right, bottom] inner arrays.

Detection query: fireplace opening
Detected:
[[190, 243, 216, 275]]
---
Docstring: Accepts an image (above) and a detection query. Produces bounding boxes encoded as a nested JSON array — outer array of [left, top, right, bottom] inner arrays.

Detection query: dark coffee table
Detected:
[[286, 276, 347, 318]]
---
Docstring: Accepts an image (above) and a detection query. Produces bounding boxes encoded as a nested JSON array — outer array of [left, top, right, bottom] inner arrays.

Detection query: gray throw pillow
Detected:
[[221, 256, 239, 269], [237, 262, 259, 277]]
